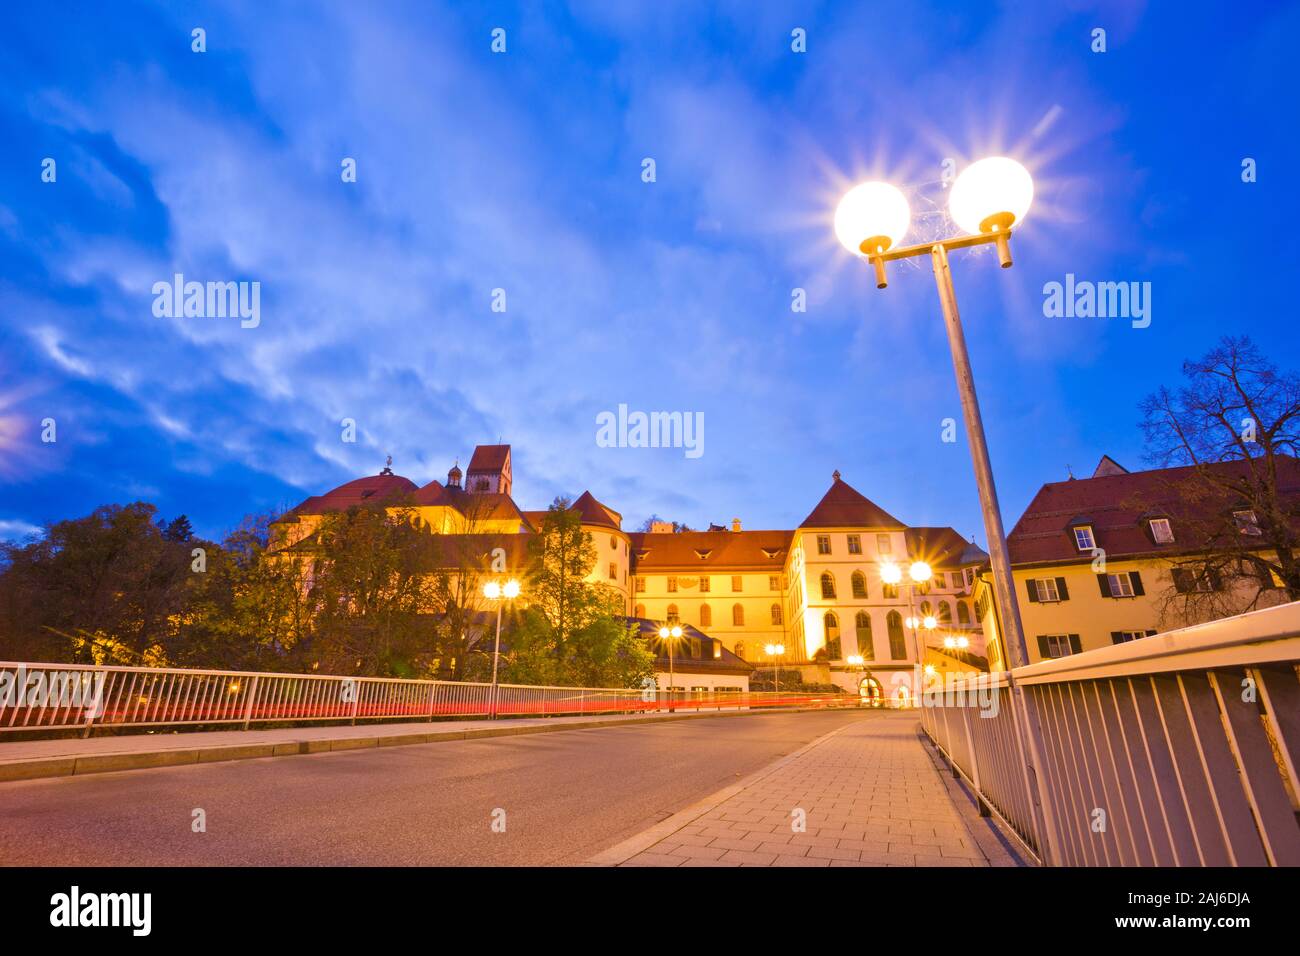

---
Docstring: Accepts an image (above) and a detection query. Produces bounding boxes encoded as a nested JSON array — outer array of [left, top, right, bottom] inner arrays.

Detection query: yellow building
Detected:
[[976, 455, 1298, 667], [274, 447, 991, 698]]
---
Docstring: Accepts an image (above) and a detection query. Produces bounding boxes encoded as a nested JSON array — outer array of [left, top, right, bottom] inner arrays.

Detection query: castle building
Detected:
[[273, 445, 988, 700]]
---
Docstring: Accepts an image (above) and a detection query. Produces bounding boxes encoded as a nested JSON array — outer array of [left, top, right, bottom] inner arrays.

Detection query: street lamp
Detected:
[[764, 642, 785, 701], [658, 624, 684, 711], [483, 578, 521, 718], [838, 158, 1034, 670]]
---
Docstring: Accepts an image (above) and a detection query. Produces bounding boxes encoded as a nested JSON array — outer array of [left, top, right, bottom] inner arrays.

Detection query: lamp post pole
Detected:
[[490, 600, 504, 718], [484, 579, 520, 720], [929, 243, 1028, 668]]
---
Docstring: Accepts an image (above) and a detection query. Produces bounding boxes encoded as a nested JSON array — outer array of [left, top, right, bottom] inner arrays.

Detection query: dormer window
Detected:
[[1149, 517, 1174, 544], [694, 549, 713, 559], [1073, 525, 1095, 551], [1234, 510, 1262, 536]]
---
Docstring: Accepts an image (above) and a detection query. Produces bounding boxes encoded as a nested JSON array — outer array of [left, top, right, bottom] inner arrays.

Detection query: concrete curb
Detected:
[[583, 719, 865, 866], [0, 706, 854, 784]]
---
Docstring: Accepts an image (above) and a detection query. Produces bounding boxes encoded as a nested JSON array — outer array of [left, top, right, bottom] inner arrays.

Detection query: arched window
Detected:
[[732, 603, 745, 626], [855, 611, 874, 660], [699, 603, 712, 628], [635, 604, 645, 618], [735, 641, 746, 659], [770, 603, 782, 625], [666, 604, 679, 624], [824, 612, 842, 660], [937, 600, 952, 624], [820, 572, 836, 600], [851, 571, 867, 599], [920, 600, 933, 617], [882, 583, 898, 599], [887, 611, 907, 660], [957, 601, 971, 625]]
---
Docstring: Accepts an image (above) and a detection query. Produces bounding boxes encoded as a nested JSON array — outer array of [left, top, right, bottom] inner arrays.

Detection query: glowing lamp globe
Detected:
[[949, 157, 1033, 235], [834, 181, 911, 257], [503, 579, 521, 599], [879, 562, 903, 585], [659, 626, 670, 639], [909, 561, 932, 583], [483, 581, 501, 600], [671, 626, 683, 639]]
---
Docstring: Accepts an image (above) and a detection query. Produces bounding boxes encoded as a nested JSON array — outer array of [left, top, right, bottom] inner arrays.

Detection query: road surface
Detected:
[[0, 710, 878, 865]]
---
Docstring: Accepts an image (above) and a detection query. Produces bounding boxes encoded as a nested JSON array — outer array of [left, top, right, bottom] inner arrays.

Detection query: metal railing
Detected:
[[0, 661, 858, 736], [920, 602, 1300, 866]]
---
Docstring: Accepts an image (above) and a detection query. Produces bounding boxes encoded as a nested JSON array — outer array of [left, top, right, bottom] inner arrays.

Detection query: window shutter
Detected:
[[1026, 579, 1039, 602], [1110, 631, 1124, 645], [1129, 571, 1144, 596], [1036, 635, 1050, 659], [1097, 574, 1112, 598], [1068, 634, 1082, 654], [1056, 577, 1069, 600]]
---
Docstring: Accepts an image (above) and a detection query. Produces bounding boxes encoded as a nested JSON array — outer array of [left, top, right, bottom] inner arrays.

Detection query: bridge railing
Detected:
[[920, 601, 1300, 866], [0, 661, 860, 736]]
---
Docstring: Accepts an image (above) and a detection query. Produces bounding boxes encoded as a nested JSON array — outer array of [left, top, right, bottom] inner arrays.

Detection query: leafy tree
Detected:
[[0, 503, 203, 663], [503, 498, 653, 687], [298, 502, 438, 676], [1138, 336, 1300, 622]]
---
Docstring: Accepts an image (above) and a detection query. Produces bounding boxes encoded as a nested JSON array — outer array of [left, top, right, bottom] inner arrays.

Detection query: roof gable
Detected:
[[799, 474, 904, 529]]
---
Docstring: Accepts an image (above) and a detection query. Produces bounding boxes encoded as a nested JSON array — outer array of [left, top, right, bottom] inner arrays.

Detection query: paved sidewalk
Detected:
[[591, 712, 1020, 867]]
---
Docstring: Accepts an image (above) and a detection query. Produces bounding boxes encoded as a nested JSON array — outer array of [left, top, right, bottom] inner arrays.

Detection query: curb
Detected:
[[583, 718, 868, 866], [0, 706, 858, 784]]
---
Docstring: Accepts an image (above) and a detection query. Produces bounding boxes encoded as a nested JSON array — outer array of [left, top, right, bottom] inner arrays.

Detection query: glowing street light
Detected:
[[879, 561, 903, 585], [949, 156, 1034, 238], [660, 624, 684, 710], [839, 157, 1036, 670], [764, 642, 785, 700], [834, 181, 912, 287], [483, 578, 522, 718], [909, 561, 932, 583]]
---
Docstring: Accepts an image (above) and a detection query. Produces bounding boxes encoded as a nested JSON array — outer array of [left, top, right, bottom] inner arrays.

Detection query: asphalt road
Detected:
[[0, 710, 878, 866]]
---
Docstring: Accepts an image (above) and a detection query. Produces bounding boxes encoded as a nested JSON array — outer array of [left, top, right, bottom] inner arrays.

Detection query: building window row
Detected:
[[815, 533, 894, 556]]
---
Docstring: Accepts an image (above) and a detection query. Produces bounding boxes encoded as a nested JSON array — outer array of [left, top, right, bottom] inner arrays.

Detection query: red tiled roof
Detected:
[[1007, 456, 1300, 566], [291, 473, 418, 514], [629, 530, 792, 571], [799, 475, 904, 529], [571, 490, 623, 530], [411, 480, 447, 506], [467, 444, 511, 473], [906, 527, 986, 569]]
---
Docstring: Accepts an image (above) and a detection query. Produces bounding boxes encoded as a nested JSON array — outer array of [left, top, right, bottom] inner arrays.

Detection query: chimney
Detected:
[[731, 517, 742, 532], [649, 520, 673, 534]]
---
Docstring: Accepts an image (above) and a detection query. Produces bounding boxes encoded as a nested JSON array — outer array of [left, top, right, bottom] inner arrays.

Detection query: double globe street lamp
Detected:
[[836, 157, 1035, 671], [880, 559, 935, 701], [659, 623, 684, 711], [483, 578, 521, 718]]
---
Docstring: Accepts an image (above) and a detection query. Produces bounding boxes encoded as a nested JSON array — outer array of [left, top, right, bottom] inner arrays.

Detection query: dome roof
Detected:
[[292, 473, 418, 514]]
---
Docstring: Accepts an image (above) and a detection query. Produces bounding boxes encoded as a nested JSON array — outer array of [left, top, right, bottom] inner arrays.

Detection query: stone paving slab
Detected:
[[589, 712, 1025, 868]]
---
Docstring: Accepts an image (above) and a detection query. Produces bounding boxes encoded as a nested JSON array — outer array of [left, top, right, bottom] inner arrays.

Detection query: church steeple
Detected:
[[447, 460, 462, 488]]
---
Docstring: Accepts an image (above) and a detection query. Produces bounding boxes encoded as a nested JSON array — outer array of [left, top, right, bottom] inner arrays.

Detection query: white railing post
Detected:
[[242, 675, 260, 731]]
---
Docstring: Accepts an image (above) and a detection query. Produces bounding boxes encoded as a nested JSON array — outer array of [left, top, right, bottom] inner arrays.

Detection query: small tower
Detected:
[[447, 460, 462, 489]]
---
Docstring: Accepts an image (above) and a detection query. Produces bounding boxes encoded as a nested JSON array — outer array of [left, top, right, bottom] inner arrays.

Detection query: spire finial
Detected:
[[832, 469, 841, 482], [380, 455, 394, 476]]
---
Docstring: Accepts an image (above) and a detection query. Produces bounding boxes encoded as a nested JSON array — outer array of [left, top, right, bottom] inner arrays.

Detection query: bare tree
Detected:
[[1138, 336, 1300, 624]]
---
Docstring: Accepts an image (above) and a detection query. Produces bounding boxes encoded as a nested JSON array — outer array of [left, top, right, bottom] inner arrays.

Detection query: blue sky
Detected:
[[1, 1, 1296, 545]]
